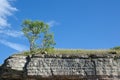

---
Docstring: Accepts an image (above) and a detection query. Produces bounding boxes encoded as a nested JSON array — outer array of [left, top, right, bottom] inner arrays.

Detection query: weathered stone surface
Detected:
[[1, 53, 120, 80], [3, 55, 27, 70]]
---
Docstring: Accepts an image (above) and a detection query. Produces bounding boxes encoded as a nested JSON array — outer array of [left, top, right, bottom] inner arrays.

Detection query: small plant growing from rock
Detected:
[[42, 33, 56, 52]]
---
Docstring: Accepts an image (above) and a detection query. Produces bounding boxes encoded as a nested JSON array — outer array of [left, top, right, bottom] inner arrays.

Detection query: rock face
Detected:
[[0, 53, 120, 80]]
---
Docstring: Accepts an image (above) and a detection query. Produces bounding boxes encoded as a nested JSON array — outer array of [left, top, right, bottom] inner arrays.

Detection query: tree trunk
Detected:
[[30, 41, 34, 51]]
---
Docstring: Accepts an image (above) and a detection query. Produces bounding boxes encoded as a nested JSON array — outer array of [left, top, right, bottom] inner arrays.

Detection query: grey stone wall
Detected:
[[1, 53, 120, 80]]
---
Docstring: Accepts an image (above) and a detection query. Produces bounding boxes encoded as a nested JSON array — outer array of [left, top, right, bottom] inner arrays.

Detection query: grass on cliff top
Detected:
[[16, 48, 120, 56]]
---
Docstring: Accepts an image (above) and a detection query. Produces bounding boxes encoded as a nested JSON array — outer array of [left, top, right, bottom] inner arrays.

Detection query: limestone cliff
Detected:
[[0, 52, 120, 80]]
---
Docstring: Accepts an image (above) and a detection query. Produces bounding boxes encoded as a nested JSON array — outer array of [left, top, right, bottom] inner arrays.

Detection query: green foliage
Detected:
[[22, 19, 55, 53], [42, 33, 56, 52], [110, 46, 120, 50]]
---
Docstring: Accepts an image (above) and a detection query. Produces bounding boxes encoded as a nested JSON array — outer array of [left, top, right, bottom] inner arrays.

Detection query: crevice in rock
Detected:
[[50, 68, 54, 76], [23, 55, 31, 78], [91, 59, 97, 80]]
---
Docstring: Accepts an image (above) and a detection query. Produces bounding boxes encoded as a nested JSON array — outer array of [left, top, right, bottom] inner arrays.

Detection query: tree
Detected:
[[22, 20, 49, 51]]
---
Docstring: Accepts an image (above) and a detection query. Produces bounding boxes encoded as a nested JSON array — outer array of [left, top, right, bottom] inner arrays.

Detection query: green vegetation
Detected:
[[110, 46, 120, 50], [42, 33, 56, 52], [22, 20, 55, 53], [17, 49, 120, 56]]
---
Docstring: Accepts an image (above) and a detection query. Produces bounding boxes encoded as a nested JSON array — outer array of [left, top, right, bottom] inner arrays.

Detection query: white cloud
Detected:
[[0, 29, 23, 37], [0, 39, 28, 51], [0, 0, 20, 38], [47, 20, 59, 27], [0, 0, 28, 52], [0, 0, 17, 28]]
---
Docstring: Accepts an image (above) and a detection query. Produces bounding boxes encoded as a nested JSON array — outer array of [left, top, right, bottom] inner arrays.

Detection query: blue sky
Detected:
[[0, 0, 120, 63]]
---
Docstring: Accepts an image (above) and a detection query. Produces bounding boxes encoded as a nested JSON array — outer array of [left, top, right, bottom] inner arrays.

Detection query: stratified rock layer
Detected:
[[0, 53, 120, 80]]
